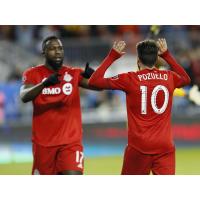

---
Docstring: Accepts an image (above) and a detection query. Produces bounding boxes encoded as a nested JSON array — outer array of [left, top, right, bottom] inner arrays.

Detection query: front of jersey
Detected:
[[22, 65, 83, 147]]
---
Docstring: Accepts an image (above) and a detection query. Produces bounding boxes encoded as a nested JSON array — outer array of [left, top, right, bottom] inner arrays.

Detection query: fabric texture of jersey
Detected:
[[22, 65, 83, 147]]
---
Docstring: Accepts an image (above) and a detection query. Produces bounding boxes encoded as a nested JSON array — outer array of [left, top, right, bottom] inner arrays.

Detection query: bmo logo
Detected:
[[42, 87, 61, 95], [42, 83, 73, 95]]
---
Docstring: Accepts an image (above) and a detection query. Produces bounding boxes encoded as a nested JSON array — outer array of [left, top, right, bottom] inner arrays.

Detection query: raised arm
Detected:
[[88, 41, 126, 89], [157, 38, 191, 86]]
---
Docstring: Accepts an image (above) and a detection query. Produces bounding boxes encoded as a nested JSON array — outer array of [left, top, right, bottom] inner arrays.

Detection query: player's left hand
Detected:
[[157, 38, 168, 55], [81, 62, 95, 79], [113, 41, 126, 55]]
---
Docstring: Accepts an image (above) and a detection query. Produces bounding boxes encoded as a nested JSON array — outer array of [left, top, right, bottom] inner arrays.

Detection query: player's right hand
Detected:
[[157, 38, 168, 55], [113, 41, 126, 55], [42, 73, 61, 87]]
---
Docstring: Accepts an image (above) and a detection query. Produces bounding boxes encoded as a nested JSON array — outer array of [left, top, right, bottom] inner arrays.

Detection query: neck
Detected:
[[45, 61, 61, 72], [140, 65, 156, 70]]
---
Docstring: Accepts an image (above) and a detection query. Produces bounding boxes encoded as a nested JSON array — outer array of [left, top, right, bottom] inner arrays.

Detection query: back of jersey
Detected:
[[88, 48, 190, 154], [126, 68, 175, 154]]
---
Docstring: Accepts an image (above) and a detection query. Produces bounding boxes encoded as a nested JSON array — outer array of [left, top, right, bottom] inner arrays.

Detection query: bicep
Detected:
[[79, 78, 102, 90], [88, 72, 133, 91]]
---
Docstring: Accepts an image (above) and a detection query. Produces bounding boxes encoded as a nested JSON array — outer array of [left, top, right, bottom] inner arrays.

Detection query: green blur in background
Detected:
[[0, 147, 200, 175]]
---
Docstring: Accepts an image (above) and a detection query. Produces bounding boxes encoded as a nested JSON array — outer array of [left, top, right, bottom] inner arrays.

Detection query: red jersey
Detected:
[[22, 65, 83, 147], [89, 49, 191, 154]]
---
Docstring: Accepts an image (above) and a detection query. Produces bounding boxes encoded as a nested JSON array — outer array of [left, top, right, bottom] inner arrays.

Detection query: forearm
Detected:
[[160, 50, 191, 85], [89, 49, 121, 88], [20, 82, 44, 103]]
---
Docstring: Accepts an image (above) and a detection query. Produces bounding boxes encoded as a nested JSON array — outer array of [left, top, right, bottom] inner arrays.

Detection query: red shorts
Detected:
[[32, 142, 84, 175], [121, 145, 175, 175]]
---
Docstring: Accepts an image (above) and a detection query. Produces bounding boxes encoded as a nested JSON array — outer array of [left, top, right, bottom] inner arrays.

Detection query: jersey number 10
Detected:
[[140, 85, 169, 115]]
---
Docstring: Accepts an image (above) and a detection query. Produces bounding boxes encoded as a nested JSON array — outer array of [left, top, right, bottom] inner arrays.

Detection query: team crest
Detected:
[[64, 72, 72, 82]]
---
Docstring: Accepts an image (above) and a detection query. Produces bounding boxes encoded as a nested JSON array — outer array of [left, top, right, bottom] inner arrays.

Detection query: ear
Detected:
[[41, 50, 45, 56], [137, 58, 141, 70], [137, 57, 140, 65]]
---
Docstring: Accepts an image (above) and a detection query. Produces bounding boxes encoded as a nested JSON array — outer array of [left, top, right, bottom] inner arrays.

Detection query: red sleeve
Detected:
[[22, 67, 37, 85], [89, 49, 125, 90], [160, 50, 191, 88], [104, 73, 132, 92], [171, 71, 185, 88]]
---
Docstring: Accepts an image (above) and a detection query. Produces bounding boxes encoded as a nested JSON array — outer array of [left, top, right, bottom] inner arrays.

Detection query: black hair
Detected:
[[136, 40, 158, 67], [42, 35, 60, 52]]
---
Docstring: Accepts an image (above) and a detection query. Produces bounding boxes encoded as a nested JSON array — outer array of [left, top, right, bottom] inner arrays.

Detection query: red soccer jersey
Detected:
[[104, 69, 179, 154], [89, 49, 191, 154], [22, 65, 83, 147]]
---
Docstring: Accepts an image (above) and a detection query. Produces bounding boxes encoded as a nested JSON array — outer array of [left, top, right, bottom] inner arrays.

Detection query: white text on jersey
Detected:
[[42, 83, 73, 95], [138, 72, 168, 81]]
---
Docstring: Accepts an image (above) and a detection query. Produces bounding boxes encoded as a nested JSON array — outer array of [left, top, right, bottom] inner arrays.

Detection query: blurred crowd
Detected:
[[0, 25, 200, 124], [1, 25, 200, 84]]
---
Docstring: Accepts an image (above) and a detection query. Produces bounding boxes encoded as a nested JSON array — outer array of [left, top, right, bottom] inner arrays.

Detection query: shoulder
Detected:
[[128, 71, 136, 76], [126, 71, 137, 79], [22, 65, 45, 84], [23, 65, 45, 74], [111, 71, 134, 81], [161, 69, 177, 78]]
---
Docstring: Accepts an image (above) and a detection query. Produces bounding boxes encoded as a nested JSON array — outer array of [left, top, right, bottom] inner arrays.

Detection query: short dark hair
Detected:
[[136, 40, 158, 67], [42, 35, 60, 52]]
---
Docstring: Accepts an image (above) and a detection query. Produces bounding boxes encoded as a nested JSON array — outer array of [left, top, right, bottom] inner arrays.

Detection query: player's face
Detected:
[[45, 39, 64, 70]]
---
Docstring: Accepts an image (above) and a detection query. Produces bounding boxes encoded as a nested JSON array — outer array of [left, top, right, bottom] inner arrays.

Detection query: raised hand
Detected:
[[157, 38, 168, 55], [81, 62, 95, 79], [113, 41, 126, 55]]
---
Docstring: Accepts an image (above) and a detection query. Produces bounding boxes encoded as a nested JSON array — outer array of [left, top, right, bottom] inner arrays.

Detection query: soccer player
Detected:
[[20, 36, 97, 175], [89, 39, 191, 175]]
